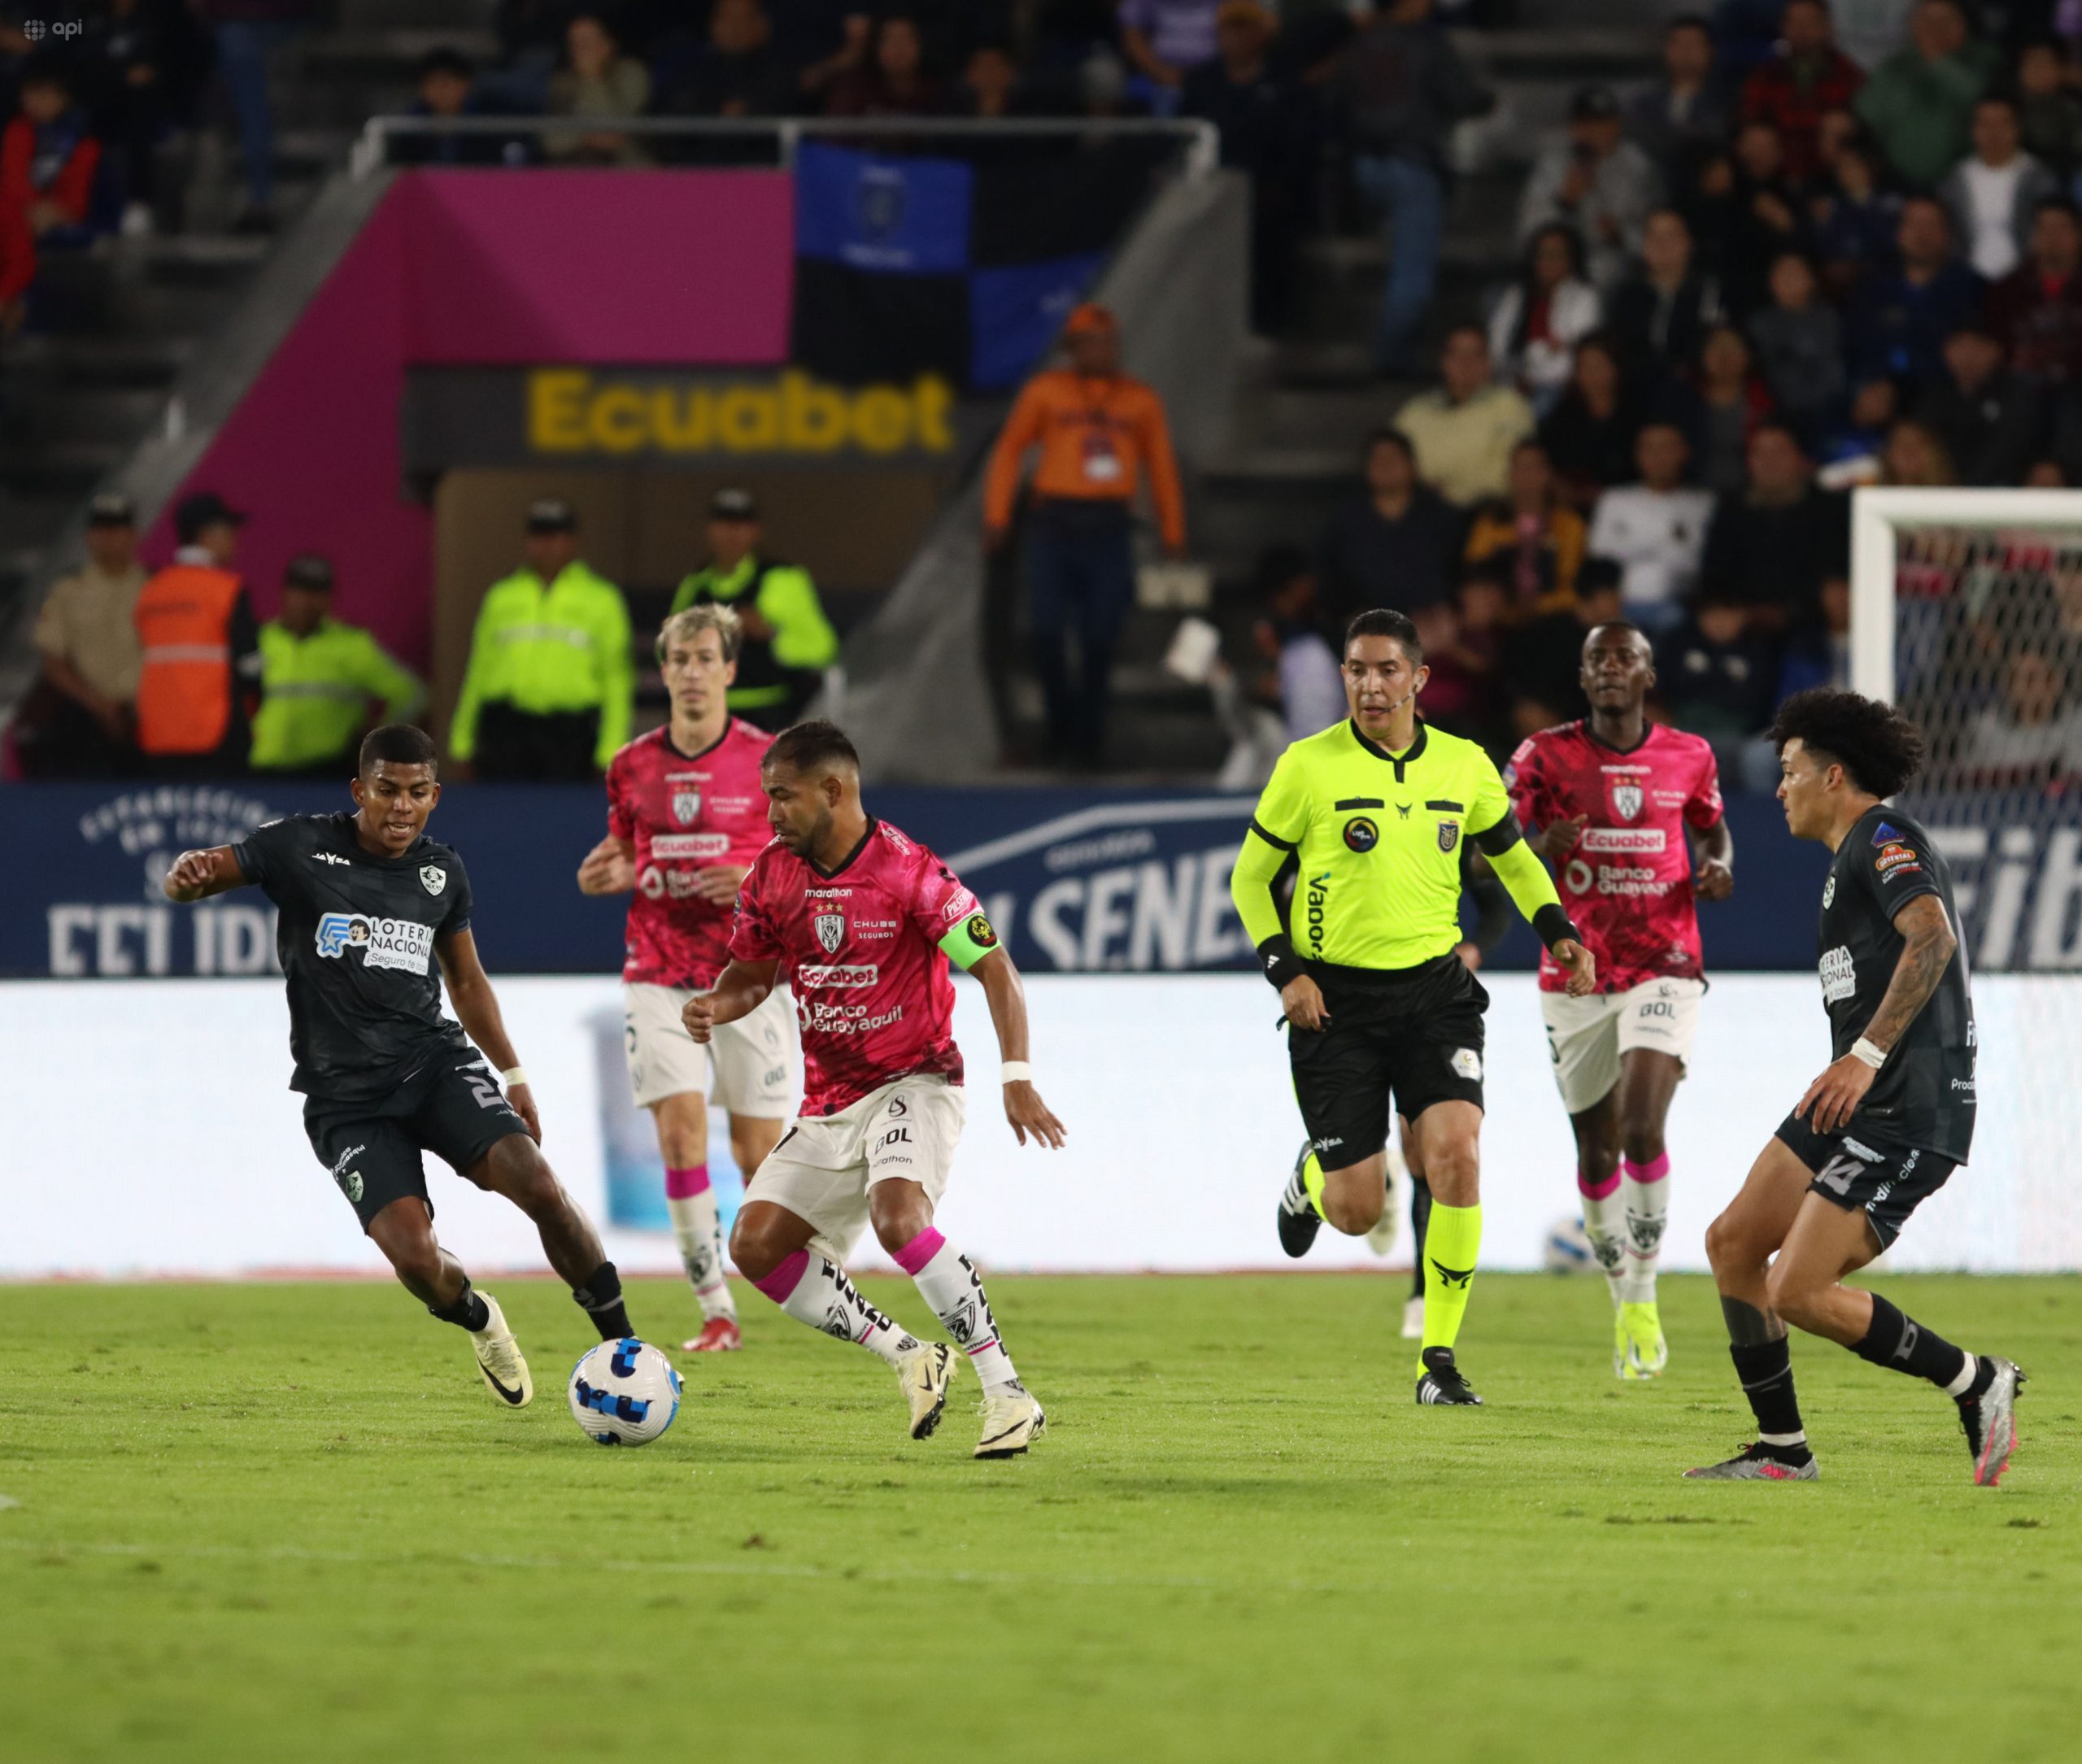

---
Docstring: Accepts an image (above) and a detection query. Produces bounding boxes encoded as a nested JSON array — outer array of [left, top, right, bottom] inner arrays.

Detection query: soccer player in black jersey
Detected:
[[162, 725, 639, 1409], [1688, 690, 2023, 1486]]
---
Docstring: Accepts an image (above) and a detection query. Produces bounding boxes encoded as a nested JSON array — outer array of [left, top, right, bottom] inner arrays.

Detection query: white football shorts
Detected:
[[623, 981, 798, 1117], [1540, 976, 1705, 1115]]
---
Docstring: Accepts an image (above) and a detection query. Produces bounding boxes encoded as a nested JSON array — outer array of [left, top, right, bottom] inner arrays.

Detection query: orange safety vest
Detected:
[[134, 562, 242, 756]]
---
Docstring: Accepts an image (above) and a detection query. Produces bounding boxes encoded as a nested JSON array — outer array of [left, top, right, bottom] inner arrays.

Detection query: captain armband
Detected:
[[937, 908, 1004, 971]]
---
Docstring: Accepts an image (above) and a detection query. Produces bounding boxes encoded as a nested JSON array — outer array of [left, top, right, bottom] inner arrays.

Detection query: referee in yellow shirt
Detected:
[[1230, 608, 1597, 1405]]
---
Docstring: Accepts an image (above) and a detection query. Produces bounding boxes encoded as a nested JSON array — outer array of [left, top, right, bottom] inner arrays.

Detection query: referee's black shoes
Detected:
[[1278, 1143, 1323, 1258], [1415, 1347, 1483, 1406]]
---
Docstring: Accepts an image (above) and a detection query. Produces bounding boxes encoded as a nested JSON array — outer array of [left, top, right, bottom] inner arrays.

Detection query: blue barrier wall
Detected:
[[0, 779, 1882, 978]]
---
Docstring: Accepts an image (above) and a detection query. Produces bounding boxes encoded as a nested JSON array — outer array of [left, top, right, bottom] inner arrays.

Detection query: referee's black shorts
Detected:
[[1288, 953, 1487, 1171]]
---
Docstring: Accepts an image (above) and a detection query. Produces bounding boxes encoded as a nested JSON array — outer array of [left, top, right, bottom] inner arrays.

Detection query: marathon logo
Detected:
[[796, 964, 879, 989], [527, 369, 956, 459], [315, 912, 434, 974], [651, 834, 731, 861], [1579, 828, 1667, 853]]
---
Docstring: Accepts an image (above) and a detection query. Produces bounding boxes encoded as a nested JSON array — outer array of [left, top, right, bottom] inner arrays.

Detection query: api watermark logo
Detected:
[[23, 19, 86, 41]]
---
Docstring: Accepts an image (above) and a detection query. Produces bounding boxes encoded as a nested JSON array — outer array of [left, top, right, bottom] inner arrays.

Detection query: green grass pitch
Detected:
[[2, 1272, 2076, 1763]]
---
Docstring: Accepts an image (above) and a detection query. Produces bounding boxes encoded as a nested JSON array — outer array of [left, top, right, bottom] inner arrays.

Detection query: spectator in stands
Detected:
[[670, 487, 839, 730], [1, 57, 101, 332], [1487, 223, 1601, 414], [250, 554, 425, 777], [1331, 0, 1490, 374], [1394, 323, 1535, 507], [1854, 0, 1997, 190], [450, 498, 634, 782], [2016, 38, 2082, 181], [1940, 96, 2058, 283], [1627, 14, 1731, 183], [1877, 415, 1955, 485], [1182, 2, 1314, 334], [547, 11, 652, 164], [1833, 0, 1917, 76], [959, 41, 1030, 119], [1463, 439, 1585, 614], [24, 492, 146, 777], [1605, 207, 1725, 382], [654, 0, 795, 122], [1777, 573, 1852, 696], [1987, 195, 2082, 385], [1120, 0, 1221, 99], [1671, 321, 1774, 495], [1658, 583, 1783, 789], [1519, 85, 1660, 291], [1248, 544, 1345, 742], [1539, 331, 1644, 510], [1847, 196, 1981, 385], [1962, 649, 2082, 785], [133, 490, 263, 779], [826, 12, 949, 117], [203, 0, 311, 232], [1916, 321, 2045, 485], [1719, 117, 1806, 316], [1810, 133, 1900, 298], [399, 50, 531, 168], [1587, 421, 1715, 636], [982, 303, 1186, 766], [1747, 249, 1845, 439], [1699, 420, 1849, 632], [78, 0, 202, 236], [1406, 594, 1496, 743], [1740, 0, 1864, 182], [1814, 373, 1900, 486], [1452, 560, 1514, 738], [1315, 426, 1461, 624], [1503, 556, 1625, 734]]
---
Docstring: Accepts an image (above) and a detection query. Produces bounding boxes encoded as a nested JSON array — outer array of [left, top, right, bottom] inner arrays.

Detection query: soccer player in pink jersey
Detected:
[[577, 607, 799, 1354], [683, 720, 1066, 1458], [1505, 622, 1735, 1379]]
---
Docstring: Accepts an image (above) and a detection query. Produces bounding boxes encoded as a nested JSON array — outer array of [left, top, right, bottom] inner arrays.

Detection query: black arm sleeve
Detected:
[[1470, 808, 1527, 856]]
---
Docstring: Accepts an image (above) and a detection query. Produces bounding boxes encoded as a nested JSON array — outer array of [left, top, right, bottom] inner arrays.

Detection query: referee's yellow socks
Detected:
[[1300, 1148, 1327, 1218], [1420, 1202, 1482, 1369]]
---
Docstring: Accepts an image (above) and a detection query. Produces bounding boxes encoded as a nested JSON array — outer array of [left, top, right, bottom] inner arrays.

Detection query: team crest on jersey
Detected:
[[1610, 782, 1644, 821], [419, 865, 446, 896], [1823, 874, 1837, 909], [672, 789, 701, 825], [1437, 822, 1460, 853], [814, 912, 846, 954]]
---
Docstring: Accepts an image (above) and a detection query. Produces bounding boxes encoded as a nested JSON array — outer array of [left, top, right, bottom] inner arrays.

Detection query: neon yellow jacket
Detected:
[[250, 617, 425, 772], [451, 560, 633, 769], [670, 553, 837, 715]]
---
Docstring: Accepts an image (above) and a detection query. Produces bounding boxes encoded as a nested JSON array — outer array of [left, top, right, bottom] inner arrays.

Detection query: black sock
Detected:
[[1728, 1337, 1810, 1458], [429, 1281, 490, 1332], [1853, 1295, 1974, 1393], [1409, 1178, 1431, 1301], [573, 1261, 633, 1341]]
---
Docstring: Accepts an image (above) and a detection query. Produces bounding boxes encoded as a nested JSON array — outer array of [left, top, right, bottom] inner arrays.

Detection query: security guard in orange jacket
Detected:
[[133, 490, 263, 777]]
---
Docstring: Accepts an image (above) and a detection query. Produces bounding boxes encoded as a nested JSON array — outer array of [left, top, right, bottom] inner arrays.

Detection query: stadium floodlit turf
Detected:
[[2, 1273, 2075, 1762]]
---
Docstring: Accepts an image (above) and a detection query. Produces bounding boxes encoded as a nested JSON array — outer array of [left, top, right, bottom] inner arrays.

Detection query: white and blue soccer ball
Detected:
[[1542, 1215, 1596, 1274], [568, 1338, 681, 1446]]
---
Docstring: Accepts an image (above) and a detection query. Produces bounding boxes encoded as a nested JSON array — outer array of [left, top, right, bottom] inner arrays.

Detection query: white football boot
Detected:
[[470, 1292, 534, 1408], [896, 1341, 955, 1440], [975, 1381, 1047, 1459]]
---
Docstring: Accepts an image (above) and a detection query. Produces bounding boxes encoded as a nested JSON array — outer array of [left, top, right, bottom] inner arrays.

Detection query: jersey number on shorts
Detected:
[[1814, 1151, 1867, 1197], [464, 1067, 505, 1112]]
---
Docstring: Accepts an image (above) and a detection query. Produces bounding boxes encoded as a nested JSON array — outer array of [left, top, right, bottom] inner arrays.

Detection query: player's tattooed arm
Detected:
[[1797, 896, 1956, 1133], [1862, 895, 1958, 1054], [682, 959, 779, 1042], [163, 845, 247, 902]]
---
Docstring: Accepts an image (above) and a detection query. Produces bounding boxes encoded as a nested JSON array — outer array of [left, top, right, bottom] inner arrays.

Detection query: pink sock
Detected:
[[1621, 1152, 1670, 1183], [751, 1248, 808, 1304], [1577, 1169, 1621, 1201], [751, 1248, 915, 1365], [895, 1226, 1019, 1389], [665, 1163, 711, 1200], [892, 1226, 945, 1276]]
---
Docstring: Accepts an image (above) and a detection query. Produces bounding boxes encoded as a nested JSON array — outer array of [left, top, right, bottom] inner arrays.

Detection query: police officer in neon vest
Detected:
[[250, 554, 426, 777], [669, 487, 838, 731], [450, 498, 634, 781]]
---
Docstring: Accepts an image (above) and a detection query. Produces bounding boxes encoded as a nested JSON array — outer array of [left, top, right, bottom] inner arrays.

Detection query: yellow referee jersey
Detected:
[[1230, 717, 1567, 975]]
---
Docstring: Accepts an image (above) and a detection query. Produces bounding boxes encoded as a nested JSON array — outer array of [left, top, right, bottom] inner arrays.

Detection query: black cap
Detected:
[[174, 490, 246, 543], [284, 553, 334, 591], [86, 492, 136, 528], [1571, 85, 1621, 122], [709, 486, 759, 522], [526, 496, 577, 534]]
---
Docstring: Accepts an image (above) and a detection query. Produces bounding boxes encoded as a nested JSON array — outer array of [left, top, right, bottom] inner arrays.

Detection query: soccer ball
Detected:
[[568, 1338, 682, 1446], [1542, 1216, 1596, 1274]]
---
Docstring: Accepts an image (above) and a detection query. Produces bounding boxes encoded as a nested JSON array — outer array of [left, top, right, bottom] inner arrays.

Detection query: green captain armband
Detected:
[[938, 908, 1004, 971]]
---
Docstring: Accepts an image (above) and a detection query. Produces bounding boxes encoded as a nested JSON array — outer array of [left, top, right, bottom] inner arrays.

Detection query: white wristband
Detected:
[[1000, 1061, 1034, 1085], [502, 1066, 529, 1087], [1849, 1039, 1887, 1070]]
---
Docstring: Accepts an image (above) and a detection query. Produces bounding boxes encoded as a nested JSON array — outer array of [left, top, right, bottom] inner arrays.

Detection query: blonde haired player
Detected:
[[577, 605, 798, 1352]]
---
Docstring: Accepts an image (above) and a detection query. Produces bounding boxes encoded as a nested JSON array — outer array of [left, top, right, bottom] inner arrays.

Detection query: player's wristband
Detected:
[[502, 1066, 529, 1088], [1257, 934, 1305, 993], [1849, 1038, 1888, 1069], [1001, 1061, 1034, 1085], [1531, 904, 1583, 953]]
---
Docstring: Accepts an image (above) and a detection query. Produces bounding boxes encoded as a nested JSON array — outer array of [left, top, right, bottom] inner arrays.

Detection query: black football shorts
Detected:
[[1775, 1109, 1957, 1252], [303, 1056, 529, 1230]]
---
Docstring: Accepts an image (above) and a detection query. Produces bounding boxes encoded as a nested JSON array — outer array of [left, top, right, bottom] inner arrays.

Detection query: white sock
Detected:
[[1578, 1174, 1627, 1306], [1619, 1153, 1671, 1305], [895, 1227, 1020, 1390], [666, 1193, 736, 1322], [751, 1250, 918, 1367]]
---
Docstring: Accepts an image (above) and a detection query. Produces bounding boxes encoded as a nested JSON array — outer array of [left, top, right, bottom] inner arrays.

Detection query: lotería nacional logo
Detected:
[[316, 912, 435, 973]]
